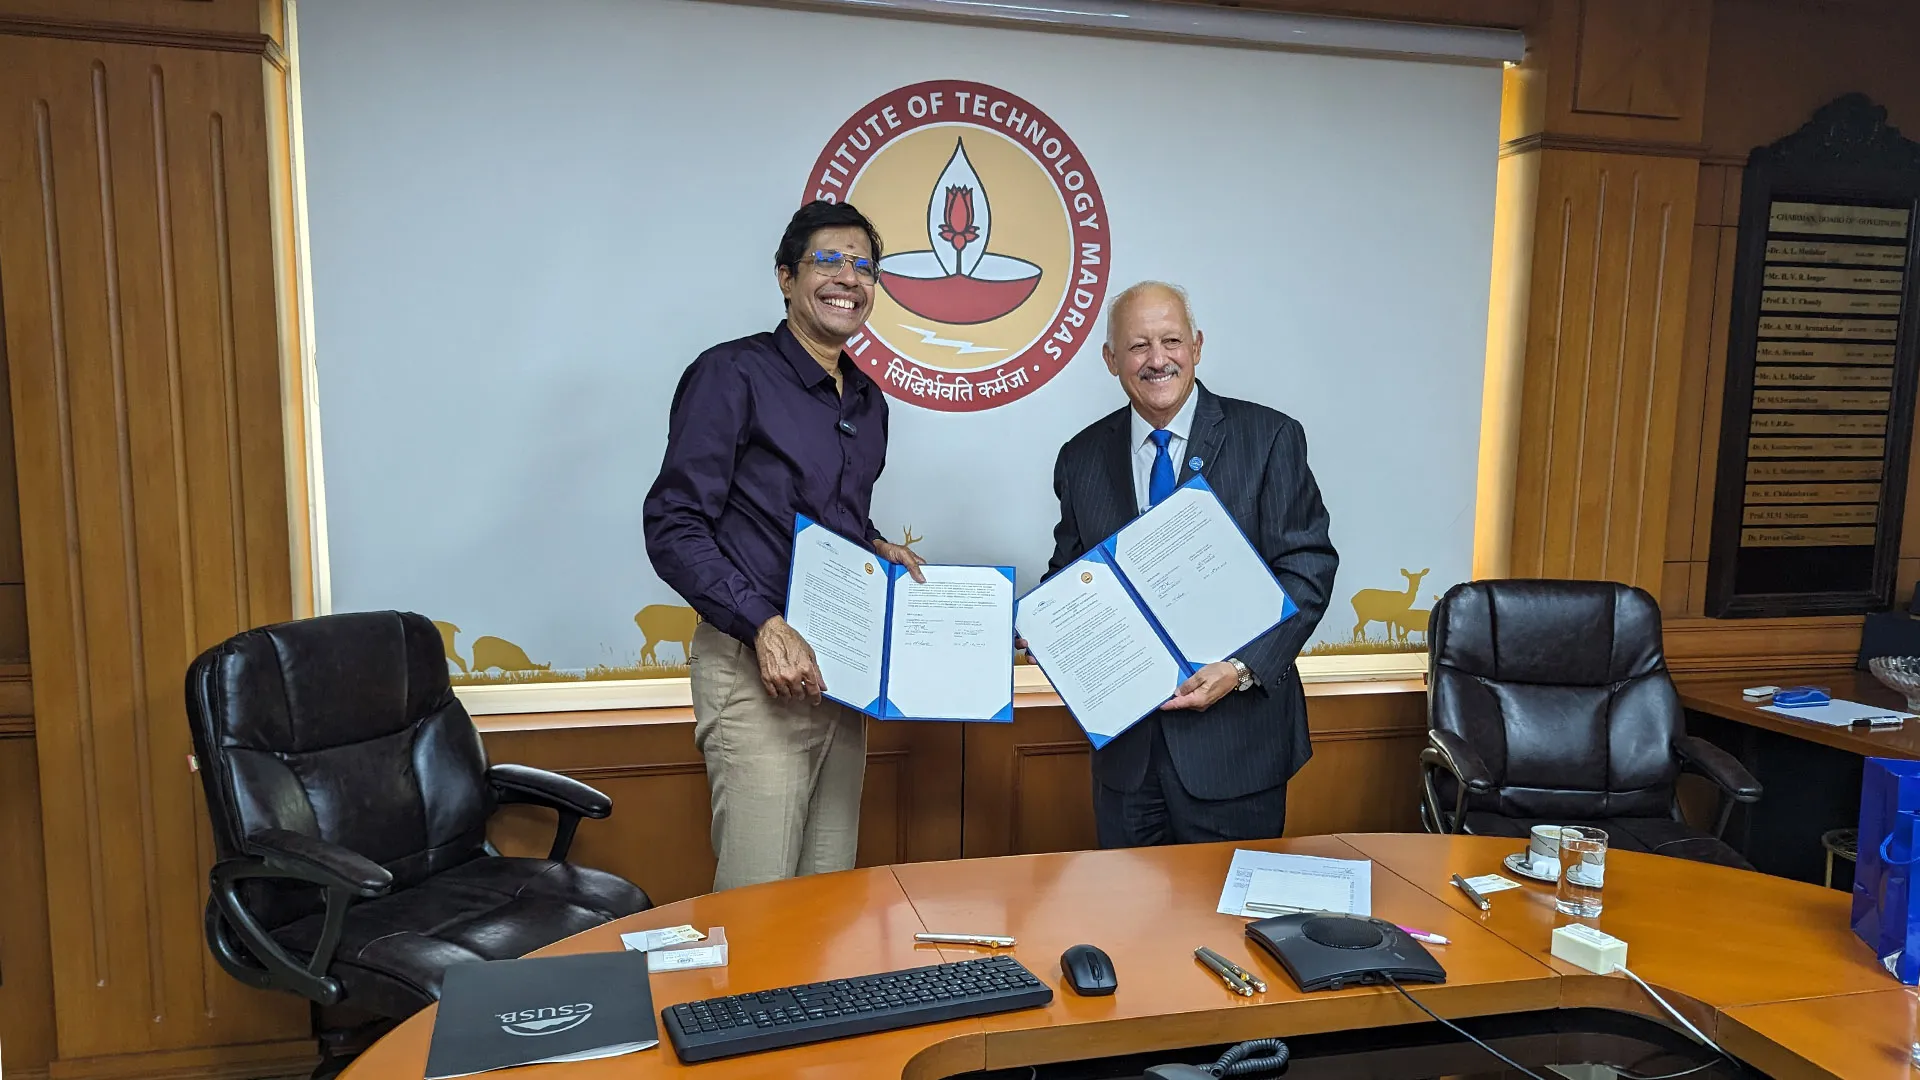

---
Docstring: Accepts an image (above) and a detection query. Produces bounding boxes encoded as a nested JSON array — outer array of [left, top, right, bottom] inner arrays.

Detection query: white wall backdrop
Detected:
[[296, 0, 1500, 680]]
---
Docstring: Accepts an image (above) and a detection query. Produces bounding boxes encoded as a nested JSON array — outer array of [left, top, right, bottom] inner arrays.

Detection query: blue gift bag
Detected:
[[1853, 756, 1920, 983]]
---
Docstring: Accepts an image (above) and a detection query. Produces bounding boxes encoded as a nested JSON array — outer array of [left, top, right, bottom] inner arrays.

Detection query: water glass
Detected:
[[1555, 826, 1607, 917]]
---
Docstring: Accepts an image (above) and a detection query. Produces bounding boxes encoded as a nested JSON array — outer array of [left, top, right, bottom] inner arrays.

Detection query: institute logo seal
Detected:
[[805, 80, 1110, 412]]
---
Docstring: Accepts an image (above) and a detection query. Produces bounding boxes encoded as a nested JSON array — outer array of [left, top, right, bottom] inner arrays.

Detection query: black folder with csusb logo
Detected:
[[424, 950, 659, 1079]]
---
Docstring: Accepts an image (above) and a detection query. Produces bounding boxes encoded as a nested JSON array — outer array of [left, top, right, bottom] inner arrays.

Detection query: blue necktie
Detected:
[[1148, 429, 1176, 508]]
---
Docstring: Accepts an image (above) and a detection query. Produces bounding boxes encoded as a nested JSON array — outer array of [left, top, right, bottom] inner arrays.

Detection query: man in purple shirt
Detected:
[[644, 201, 924, 891]]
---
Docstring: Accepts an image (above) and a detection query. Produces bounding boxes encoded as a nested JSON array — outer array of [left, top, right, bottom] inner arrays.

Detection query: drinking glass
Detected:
[[1555, 826, 1607, 917]]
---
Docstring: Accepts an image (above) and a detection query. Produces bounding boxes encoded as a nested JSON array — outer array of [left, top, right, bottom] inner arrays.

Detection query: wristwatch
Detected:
[[1227, 657, 1253, 692]]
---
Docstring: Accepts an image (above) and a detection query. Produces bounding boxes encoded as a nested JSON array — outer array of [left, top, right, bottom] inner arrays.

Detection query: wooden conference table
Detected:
[[1678, 670, 1920, 760], [1677, 670, 1913, 884], [340, 834, 1910, 1080]]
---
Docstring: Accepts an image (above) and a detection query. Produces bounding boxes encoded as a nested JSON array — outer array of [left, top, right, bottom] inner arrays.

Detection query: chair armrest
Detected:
[[1426, 729, 1496, 792], [1674, 735, 1762, 802], [1419, 729, 1496, 836], [488, 764, 612, 861], [244, 828, 393, 897], [488, 764, 612, 819], [206, 831, 392, 1007]]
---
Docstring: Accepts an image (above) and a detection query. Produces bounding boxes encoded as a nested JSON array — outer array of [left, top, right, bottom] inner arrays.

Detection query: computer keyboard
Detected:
[[661, 953, 1053, 1063]]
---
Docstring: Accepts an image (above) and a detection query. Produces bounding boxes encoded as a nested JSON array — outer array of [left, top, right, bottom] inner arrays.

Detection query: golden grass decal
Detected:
[[450, 661, 691, 686], [1302, 636, 1426, 657]]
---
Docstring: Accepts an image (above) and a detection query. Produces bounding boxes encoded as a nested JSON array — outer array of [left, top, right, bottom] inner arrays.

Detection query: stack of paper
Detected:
[[1216, 849, 1372, 918]]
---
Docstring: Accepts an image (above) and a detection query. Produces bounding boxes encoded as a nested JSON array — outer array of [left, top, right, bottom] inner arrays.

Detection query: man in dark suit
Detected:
[[1044, 281, 1338, 846]]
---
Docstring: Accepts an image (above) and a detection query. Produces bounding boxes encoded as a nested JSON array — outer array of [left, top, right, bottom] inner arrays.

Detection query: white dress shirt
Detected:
[[1129, 388, 1200, 514]]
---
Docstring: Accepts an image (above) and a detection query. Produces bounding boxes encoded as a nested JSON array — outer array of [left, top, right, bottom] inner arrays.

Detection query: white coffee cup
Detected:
[[1528, 824, 1565, 877]]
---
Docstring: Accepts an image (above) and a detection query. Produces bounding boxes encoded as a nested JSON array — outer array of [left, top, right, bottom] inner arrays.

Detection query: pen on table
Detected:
[[1193, 947, 1253, 996], [1197, 946, 1266, 993], [1397, 925, 1451, 946], [1450, 874, 1491, 911], [913, 933, 1016, 948]]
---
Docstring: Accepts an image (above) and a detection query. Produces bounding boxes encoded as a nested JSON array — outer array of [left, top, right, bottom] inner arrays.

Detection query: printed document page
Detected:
[[785, 520, 889, 711], [1111, 484, 1289, 664], [1016, 556, 1181, 743], [885, 565, 1013, 720], [1216, 849, 1372, 918]]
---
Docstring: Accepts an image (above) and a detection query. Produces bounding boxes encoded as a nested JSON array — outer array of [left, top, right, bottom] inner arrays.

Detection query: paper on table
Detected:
[[786, 520, 890, 713], [1759, 697, 1915, 727], [622, 926, 729, 972], [1016, 555, 1182, 745], [885, 565, 1013, 720], [1110, 484, 1291, 664], [1460, 873, 1523, 895], [619, 924, 704, 951], [1216, 849, 1372, 917]]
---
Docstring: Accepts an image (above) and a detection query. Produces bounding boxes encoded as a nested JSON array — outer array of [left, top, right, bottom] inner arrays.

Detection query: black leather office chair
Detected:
[[1420, 580, 1762, 869], [185, 610, 651, 1076]]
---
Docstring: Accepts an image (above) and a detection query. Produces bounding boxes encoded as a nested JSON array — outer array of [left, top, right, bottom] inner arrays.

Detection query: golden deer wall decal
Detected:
[[1391, 595, 1441, 644], [432, 620, 468, 674], [1350, 568, 1429, 641], [470, 636, 551, 674], [635, 605, 698, 666]]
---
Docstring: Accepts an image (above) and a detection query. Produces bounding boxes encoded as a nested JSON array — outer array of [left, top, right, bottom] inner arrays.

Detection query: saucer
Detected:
[[1503, 851, 1560, 883]]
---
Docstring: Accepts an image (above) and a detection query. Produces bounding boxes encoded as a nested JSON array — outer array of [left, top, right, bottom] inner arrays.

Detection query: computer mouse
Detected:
[[1060, 943, 1117, 996]]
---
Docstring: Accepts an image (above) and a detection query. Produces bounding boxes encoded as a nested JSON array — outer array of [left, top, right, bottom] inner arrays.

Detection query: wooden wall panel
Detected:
[[1507, 149, 1700, 592], [1702, 0, 1920, 162], [482, 716, 965, 908], [0, 2, 277, 43], [960, 705, 1096, 859], [961, 693, 1428, 859], [0, 734, 56, 1080], [1569, 0, 1706, 121], [1512, 0, 1711, 147], [1285, 689, 1427, 837], [0, 31, 309, 1077]]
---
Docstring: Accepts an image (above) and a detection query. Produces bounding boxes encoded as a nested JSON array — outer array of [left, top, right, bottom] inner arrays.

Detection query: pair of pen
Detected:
[[1194, 946, 1265, 995], [1451, 873, 1491, 911]]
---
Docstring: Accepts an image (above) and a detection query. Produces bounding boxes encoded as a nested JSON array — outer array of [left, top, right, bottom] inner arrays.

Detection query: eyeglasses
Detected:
[[800, 249, 879, 283]]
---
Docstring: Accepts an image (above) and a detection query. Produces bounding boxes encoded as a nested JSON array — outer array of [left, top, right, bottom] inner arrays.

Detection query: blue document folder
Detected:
[[1015, 476, 1297, 748], [785, 515, 1015, 723]]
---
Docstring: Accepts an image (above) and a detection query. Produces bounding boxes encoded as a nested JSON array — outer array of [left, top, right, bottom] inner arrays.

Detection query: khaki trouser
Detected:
[[689, 622, 867, 891]]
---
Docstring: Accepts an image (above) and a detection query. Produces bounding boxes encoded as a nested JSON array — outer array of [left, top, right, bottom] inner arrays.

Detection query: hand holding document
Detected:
[[1016, 477, 1297, 747], [784, 516, 1014, 722], [1216, 849, 1372, 918]]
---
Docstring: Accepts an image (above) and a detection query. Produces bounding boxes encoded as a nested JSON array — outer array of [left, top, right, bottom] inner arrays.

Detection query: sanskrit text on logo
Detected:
[[804, 82, 1111, 413]]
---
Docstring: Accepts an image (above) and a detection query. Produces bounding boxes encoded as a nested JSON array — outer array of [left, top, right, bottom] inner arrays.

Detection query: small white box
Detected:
[[1551, 923, 1626, 974]]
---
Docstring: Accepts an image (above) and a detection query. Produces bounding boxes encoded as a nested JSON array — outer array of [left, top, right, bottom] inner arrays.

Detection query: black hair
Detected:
[[774, 200, 885, 276]]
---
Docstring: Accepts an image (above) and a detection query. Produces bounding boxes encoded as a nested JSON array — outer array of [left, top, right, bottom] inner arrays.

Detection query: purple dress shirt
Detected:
[[643, 321, 890, 645]]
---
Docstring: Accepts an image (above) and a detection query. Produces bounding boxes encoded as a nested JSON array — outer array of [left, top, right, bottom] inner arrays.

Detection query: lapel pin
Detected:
[[1188, 456, 1204, 471]]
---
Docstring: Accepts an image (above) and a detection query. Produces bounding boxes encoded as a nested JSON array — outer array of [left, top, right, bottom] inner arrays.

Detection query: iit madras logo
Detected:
[[804, 80, 1110, 412]]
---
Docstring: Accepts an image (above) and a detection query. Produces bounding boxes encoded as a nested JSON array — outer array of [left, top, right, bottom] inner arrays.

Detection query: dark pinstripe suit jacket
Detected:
[[1047, 383, 1338, 800]]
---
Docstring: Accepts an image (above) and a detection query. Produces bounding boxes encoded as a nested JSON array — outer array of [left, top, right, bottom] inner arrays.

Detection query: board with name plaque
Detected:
[[1707, 94, 1920, 617]]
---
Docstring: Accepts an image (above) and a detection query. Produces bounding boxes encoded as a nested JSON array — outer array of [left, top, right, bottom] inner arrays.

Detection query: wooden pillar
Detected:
[[0, 2, 313, 1077], [1491, 0, 1715, 592]]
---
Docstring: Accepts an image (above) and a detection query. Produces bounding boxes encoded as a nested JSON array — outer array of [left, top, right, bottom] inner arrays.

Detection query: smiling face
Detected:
[[1102, 284, 1202, 429], [778, 225, 876, 351]]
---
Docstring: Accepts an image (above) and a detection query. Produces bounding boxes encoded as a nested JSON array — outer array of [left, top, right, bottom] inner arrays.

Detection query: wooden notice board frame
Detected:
[[1707, 93, 1920, 617]]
